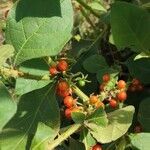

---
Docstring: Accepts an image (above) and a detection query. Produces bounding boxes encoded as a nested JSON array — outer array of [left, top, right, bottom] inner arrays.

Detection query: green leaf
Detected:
[[126, 57, 150, 84], [88, 2, 107, 12], [138, 97, 150, 132], [31, 123, 58, 150], [85, 108, 108, 127], [15, 78, 52, 95], [0, 82, 17, 131], [0, 44, 14, 67], [134, 52, 150, 60], [0, 85, 60, 149], [71, 112, 86, 124], [6, 0, 73, 65], [111, 1, 150, 52], [86, 106, 135, 143], [79, 128, 96, 150], [83, 54, 109, 73], [129, 133, 150, 150], [69, 138, 85, 150], [19, 58, 49, 76]]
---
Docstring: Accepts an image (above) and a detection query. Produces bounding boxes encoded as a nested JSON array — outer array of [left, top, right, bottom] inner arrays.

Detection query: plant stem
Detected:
[[72, 85, 89, 102], [47, 124, 82, 150], [76, 0, 100, 18]]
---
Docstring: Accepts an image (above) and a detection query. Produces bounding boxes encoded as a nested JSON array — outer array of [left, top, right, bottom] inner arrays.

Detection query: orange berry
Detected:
[[102, 73, 110, 82], [92, 144, 102, 150], [95, 101, 105, 109], [49, 67, 58, 76], [109, 99, 117, 108], [117, 80, 126, 89], [117, 91, 127, 102], [65, 108, 72, 119], [90, 95, 98, 104], [64, 96, 74, 108], [99, 83, 105, 91], [57, 60, 68, 72]]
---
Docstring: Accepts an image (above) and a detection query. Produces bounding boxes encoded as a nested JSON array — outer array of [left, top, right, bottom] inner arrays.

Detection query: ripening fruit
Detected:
[[128, 86, 136, 92], [137, 85, 143, 91], [72, 107, 82, 113], [57, 81, 69, 92], [49, 67, 58, 76], [92, 144, 102, 150], [64, 96, 74, 108], [109, 99, 117, 108], [90, 95, 98, 104], [78, 80, 86, 87], [99, 83, 105, 91], [117, 80, 126, 89], [65, 108, 72, 119], [57, 89, 70, 98], [95, 101, 104, 109], [132, 78, 140, 86], [102, 74, 110, 82], [57, 60, 68, 71], [117, 91, 127, 102], [134, 125, 142, 133]]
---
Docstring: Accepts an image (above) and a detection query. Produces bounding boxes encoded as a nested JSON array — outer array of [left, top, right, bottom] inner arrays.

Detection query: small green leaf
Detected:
[[79, 128, 96, 150], [129, 133, 150, 150], [6, 0, 73, 65], [83, 54, 109, 73], [134, 52, 150, 60], [72, 112, 86, 123], [85, 108, 108, 127], [0, 82, 17, 131], [138, 97, 150, 132], [0, 44, 14, 67], [111, 1, 150, 52], [87, 106, 135, 143]]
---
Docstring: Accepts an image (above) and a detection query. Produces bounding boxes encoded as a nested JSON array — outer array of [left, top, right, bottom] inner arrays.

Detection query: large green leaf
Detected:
[[15, 78, 52, 95], [138, 97, 150, 132], [83, 54, 109, 73], [0, 82, 17, 131], [111, 1, 150, 52], [19, 58, 49, 76], [0, 44, 14, 67], [6, 0, 73, 65], [129, 133, 150, 150], [85, 108, 108, 127], [86, 106, 135, 143], [126, 57, 150, 84], [71, 112, 86, 124], [0, 85, 60, 149]]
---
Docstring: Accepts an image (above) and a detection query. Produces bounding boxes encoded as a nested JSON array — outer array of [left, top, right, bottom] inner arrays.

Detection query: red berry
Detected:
[[117, 80, 126, 89], [57, 60, 68, 71], [92, 144, 102, 150], [134, 125, 142, 133], [64, 96, 74, 108], [117, 91, 127, 102], [49, 67, 58, 76], [57, 89, 70, 98], [132, 78, 140, 86], [128, 86, 136, 92], [99, 83, 105, 91], [109, 99, 117, 108], [65, 108, 72, 119], [90, 95, 98, 104], [57, 81, 69, 91], [102, 74, 110, 82], [137, 85, 143, 91]]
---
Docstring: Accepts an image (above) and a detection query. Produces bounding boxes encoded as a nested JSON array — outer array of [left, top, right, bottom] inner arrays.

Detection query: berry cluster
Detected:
[[99, 74, 127, 109], [56, 80, 82, 119], [128, 78, 143, 92], [49, 59, 68, 76]]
